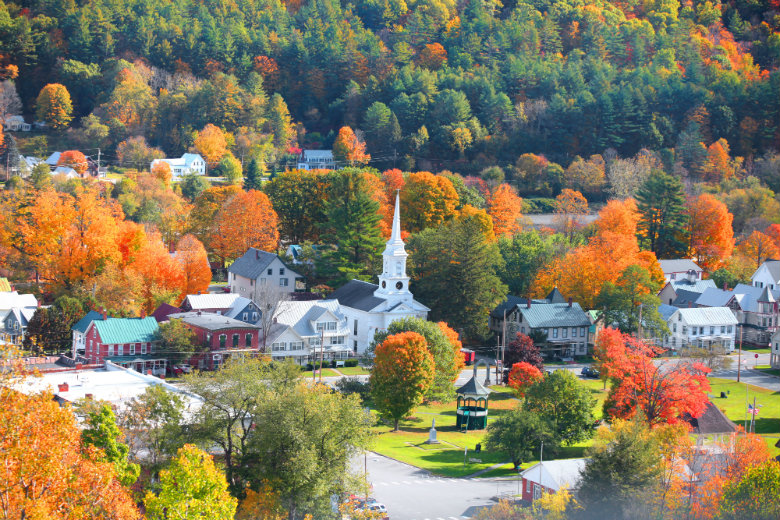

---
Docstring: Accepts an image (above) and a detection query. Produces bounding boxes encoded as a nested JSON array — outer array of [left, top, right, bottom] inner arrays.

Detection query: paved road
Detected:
[[359, 452, 517, 520]]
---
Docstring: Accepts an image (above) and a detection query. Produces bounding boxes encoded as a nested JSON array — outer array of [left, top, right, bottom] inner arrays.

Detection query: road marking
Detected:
[[391, 481, 401, 485], [402, 480, 411, 484]]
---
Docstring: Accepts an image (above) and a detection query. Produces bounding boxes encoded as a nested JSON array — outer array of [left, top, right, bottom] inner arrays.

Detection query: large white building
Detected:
[[330, 193, 429, 354], [151, 153, 206, 177], [663, 306, 738, 352]]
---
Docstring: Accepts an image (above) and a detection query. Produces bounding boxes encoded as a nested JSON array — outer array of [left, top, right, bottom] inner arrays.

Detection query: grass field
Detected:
[[302, 368, 340, 378], [337, 366, 370, 376], [755, 365, 780, 377]]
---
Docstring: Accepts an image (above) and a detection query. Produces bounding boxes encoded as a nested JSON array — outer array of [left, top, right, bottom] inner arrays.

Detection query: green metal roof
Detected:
[[520, 302, 591, 328], [93, 317, 159, 344]]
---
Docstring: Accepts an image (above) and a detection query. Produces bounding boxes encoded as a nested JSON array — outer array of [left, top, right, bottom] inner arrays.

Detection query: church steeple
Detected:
[[375, 191, 411, 301]]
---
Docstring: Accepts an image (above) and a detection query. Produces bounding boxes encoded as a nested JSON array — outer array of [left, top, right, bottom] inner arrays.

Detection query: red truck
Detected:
[[461, 348, 476, 365]]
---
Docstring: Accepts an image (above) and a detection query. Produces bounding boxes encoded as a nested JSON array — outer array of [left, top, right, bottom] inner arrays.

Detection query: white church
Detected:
[[329, 193, 430, 354]]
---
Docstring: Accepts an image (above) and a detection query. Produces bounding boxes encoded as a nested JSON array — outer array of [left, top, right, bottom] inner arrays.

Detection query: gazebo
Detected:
[[456, 366, 492, 431]]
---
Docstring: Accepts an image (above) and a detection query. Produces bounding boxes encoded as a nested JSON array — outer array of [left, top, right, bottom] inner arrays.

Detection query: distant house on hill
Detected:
[[297, 150, 336, 170], [151, 153, 206, 177], [4, 115, 31, 132], [228, 248, 303, 299], [658, 259, 703, 282]]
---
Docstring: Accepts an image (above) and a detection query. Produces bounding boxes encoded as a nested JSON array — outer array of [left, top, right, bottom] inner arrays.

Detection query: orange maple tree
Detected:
[[130, 231, 186, 312], [507, 362, 544, 397], [0, 388, 139, 519], [401, 171, 459, 232], [208, 190, 280, 267], [686, 193, 735, 271], [176, 234, 212, 298], [735, 230, 779, 269], [597, 198, 640, 237], [765, 223, 780, 252], [151, 160, 172, 188], [194, 123, 228, 167], [332, 126, 370, 166], [57, 150, 88, 174], [437, 321, 465, 375], [488, 184, 523, 237], [553, 188, 588, 241], [417, 43, 448, 70]]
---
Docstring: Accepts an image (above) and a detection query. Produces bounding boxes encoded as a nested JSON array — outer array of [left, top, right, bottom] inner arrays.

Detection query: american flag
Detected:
[[748, 404, 760, 416]]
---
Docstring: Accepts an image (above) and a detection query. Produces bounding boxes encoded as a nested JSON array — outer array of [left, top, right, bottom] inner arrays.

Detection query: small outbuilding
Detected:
[[455, 366, 492, 430]]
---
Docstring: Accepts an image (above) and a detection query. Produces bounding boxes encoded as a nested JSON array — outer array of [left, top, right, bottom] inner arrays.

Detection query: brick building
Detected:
[[171, 312, 260, 370], [83, 315, 167, 375]]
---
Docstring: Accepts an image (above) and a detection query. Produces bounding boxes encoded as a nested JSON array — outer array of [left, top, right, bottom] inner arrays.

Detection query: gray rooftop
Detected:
[[171, 312, 260, 331], [519, 302, 590, 328], [670, 279, 716, 294], [658, 304, 678, 322], [490, 295, 529, 319], [329, 280, 387, 312], [71, 310, 105, 333], [228, 248, 298, 280], [456, 376, 491, 398], [673, 289, 704, 308], [659, 259, 702, 273]]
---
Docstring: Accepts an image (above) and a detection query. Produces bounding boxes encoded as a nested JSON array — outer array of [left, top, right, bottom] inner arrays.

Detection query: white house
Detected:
[[228, 249, 303, 299], [664, 307, 738, 352], [658, 259, 704, 282], [151, 153, 206, 177], [261, 299, 353, 364], [770, 329, 780, 368], [0, 291, 39, 344], [52, 166, 79, 178], [751, 259, 780, 291], [297, 150, 336, 170], [696, 284, 779, 346], [520, 459, 587, 504], [330, 193, 429, 354], [4, 115, 31, 132]]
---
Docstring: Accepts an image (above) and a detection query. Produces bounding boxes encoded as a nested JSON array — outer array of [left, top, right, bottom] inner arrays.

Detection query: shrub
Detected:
[[344, 358, 359, 367]]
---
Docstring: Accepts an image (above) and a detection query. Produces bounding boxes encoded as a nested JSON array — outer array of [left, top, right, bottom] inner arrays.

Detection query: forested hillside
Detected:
[[1, 0, 778, 184]]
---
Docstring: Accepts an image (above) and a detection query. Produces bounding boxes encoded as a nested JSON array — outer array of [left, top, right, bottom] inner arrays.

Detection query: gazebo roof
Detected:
[[456, 376, 491, 398]]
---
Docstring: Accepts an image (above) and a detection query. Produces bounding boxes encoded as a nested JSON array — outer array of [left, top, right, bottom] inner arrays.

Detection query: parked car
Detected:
[[580, 366, 599, 378], [172, 364, 193, 376]]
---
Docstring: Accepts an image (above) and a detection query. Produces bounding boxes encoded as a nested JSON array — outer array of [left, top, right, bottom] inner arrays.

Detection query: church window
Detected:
[[395, 262, 401, 275]]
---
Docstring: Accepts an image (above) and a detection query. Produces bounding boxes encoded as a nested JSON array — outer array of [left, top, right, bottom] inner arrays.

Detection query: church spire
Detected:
[[389, 190, 403, 245]]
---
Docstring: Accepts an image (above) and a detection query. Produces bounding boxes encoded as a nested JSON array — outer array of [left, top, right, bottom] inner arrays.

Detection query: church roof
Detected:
[[546, 287, 566, 303], [329, 280, 386, 312]]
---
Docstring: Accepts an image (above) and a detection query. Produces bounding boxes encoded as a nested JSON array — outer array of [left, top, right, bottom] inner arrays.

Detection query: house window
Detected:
[[272, 342, 287, 352], [728, 325, 733, 333], [354, 319, 358, 335], [721, 326, 725, 333], [149, 342, 154, 354], [562, 327, 568, 338], [710, 326, 715, 334], [553, 328, 559, 338], [521, 326, 525, 334], [280, 268, 285, 275], [527, 479, 532, 492], [246, 334, 252, 347], [290, 341, 303, 350], [107, 344, 114, 356], [683, 326, 687, 335], [233, 334, 239, 347], [243, 312, 248, 321], [130, 344, 135, 355], [580, 327, 586, 337], [280, 278, 288, 286], [332, 336, 345, 345], [670, 273, 676, 280], [252, 312, 258, 321], [141, 343, 147, 354], [673, 324, 677, 333], [328, 322, 337, 331], [267, 268, 273, 275], [219, 335, 226, 349], [354, 340, 358, 350]]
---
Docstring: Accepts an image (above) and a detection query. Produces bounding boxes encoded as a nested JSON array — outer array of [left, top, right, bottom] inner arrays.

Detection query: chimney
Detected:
[[57, 383, 69, 392], [140, 310, 146, 319], [197, 290, 201, 295], [568, 297, 573, 308], [723, 283, 728, 291], [256, 250, 260, 259], [101, 310, 107, 320], [527, 299, 531, 309], [688, 301, 692, 308], [85, 393, 93, 399]]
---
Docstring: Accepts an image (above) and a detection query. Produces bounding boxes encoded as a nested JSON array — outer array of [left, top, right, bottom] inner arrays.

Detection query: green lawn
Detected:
[[338, 366, 370, 376], [302, 368, 340, 378], [755, 365, 780, 377]]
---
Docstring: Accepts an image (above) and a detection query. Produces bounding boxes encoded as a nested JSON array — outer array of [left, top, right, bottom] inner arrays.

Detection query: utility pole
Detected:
[[495, 335, 500, 383], [738, 324, 743, 382], [319, 328, 324, 383], [96, 148, 101, 177], [502, 309, 507, 383]]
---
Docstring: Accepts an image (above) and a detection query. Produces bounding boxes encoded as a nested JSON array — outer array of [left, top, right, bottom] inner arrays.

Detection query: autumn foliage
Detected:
[[401, 171, 459, 233], [332, 126, 370, 166], [57, 150, 88, 174], [487, 184, 523, 237], [686, 193, 735, 272], [208, 189, 279, 266], [371, 331, 435, 431], [0, 388, 139, 519], [176, 234, 212, 298], [194, 123, 228, 167], [507, 362, 544, 397]]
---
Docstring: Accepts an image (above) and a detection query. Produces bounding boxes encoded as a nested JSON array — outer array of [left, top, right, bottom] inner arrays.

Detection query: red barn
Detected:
[[519, 459, 587, 504]]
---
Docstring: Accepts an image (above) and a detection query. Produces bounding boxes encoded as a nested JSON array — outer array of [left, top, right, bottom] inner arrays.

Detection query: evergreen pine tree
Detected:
[[318, 169, 384, 286], [6, 134, 20, 176], [636, 170, 689, 258], [244, 158, 262, 191]]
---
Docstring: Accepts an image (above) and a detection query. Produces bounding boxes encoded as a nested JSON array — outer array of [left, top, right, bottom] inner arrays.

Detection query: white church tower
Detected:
[[374, 192, 412, 303]]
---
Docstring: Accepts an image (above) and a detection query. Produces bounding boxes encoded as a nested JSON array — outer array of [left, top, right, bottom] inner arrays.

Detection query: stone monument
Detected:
[[426, 418, 440, 444]]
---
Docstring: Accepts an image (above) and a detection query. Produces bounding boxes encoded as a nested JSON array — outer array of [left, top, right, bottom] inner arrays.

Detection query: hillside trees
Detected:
[[35, 83, 73, 130]]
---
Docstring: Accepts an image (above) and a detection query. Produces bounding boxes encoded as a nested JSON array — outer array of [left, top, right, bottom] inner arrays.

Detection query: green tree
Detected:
[[372, 317, 461, 402], [180, 174, 211, 201], [5, 133, 19, 175], [245, 378, 373, 519], [408, 217, 507, 340], [596, 264, 667, 337], [575, 418, 661, 520], [524, 370, 595, 446], [30, 162, 53, 190], [371, 331, 435, 431], [719, 460, 780, 520], [217, 152, 243, 184], [120, 384, 186, 468], [497, 231, 563, 296], [636, 171, 688, 258], [267, 93, 293, 148], [78, 402, 140, 486], [23, 296, 85, 354], [244, 157, 262, 191], [264, 169, 328, 244], [35, 83, 74, 130], [144, 444, 237, 520], [485, 407, 555, 469], [318, 169, 385, 286], [156, 319, 201, 365]]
